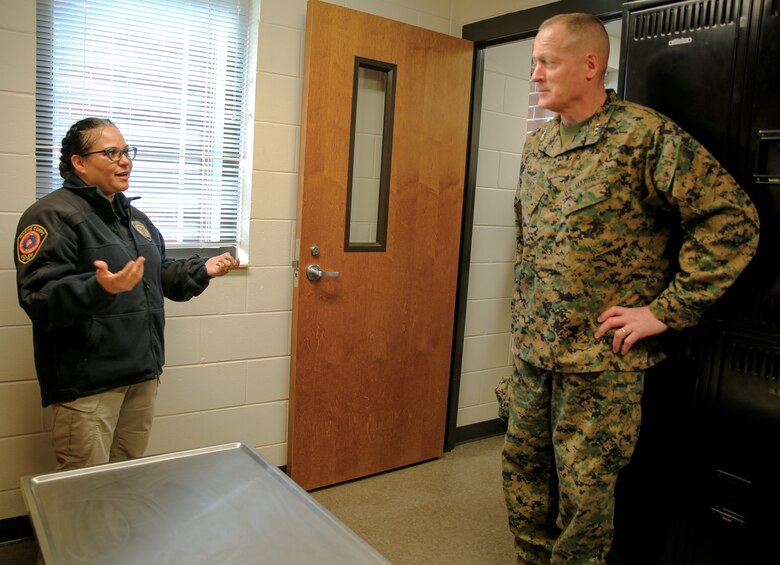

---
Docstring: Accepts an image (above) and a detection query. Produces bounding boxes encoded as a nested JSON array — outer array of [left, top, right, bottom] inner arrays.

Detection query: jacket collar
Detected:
[[63, 173, 132, 213], [536, 89, 620, 158]]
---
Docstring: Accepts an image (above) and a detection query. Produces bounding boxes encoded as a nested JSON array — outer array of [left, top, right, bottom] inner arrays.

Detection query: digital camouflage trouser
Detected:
[[502, 358, 643, 564]]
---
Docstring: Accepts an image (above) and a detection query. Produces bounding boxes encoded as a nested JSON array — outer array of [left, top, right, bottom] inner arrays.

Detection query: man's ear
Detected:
[[584, 51, 601, 80]]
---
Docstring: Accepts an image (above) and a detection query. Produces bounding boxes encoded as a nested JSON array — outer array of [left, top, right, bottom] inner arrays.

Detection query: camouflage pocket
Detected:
[[495, 374, 512, 422]]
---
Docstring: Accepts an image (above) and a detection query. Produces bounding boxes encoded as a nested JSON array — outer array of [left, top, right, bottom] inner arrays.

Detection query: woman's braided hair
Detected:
[[59, 118, 115, 178]]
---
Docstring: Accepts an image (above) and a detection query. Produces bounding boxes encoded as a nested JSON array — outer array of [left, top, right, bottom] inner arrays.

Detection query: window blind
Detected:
[[35, 0, 259, 250]]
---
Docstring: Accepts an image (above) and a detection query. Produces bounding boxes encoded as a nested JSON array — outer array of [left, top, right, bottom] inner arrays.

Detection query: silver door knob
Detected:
[[306, 264, 340, 281]]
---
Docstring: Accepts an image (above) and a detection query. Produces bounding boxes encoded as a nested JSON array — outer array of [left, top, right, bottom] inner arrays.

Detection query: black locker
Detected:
[[738, 0, 780, 300], [613, 1, 780, 563], [620, 0, 744, 167]]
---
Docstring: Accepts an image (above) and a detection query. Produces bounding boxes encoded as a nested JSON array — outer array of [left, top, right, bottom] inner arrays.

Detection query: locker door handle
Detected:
[[710, 506, 746, 529]]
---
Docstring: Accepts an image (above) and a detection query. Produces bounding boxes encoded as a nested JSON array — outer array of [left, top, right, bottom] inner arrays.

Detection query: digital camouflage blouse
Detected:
[[512, 90, 760, 372]]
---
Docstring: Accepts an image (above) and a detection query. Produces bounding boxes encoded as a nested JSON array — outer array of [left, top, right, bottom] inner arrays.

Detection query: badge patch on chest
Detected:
[[131, 220, 152, 241], [17, 224, 48, 264]]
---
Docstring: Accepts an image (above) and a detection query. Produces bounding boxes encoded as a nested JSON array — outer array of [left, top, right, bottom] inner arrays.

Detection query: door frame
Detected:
[[447, 0, 624, 449]]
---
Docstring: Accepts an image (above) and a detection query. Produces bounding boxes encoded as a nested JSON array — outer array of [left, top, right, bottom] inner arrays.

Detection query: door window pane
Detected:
[[345, 57, 396, 252]]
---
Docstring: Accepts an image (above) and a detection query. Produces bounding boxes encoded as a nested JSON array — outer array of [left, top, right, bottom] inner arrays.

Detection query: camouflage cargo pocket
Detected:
[[495, 373, 512, 422]]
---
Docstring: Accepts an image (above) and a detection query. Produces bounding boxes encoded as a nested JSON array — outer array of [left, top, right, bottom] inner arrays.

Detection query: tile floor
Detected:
[[311, 434, 514, 564]]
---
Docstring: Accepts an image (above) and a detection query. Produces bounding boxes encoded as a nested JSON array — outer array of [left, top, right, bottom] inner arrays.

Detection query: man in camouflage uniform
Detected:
[[504, 13, 760, 564]]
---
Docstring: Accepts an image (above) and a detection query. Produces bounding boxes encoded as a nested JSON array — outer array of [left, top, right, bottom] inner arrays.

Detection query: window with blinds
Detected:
[[35, 0, 260, 255]]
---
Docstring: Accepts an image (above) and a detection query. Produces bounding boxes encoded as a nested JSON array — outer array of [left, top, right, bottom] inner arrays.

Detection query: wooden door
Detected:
[[288, 0, 473, 490]]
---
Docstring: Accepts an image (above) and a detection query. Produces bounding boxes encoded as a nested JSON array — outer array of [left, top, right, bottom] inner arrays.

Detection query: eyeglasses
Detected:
[[81, 146, 138, 162]]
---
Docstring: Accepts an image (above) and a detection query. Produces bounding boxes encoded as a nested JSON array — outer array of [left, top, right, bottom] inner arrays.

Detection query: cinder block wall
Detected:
[[457, 39, 533, 427], [0, 0, 549, 520]]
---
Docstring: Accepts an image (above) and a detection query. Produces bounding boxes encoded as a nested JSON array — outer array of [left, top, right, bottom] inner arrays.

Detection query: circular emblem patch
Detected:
[[17, 224, 48, 264]]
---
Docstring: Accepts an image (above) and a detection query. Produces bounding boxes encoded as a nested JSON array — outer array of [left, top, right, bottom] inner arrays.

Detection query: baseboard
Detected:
[[0, 515, 33, 546], [454, 418, 507, 445]]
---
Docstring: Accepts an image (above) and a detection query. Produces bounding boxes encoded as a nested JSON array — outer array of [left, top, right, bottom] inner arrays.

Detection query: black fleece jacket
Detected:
[[14, 176, 211, 406]]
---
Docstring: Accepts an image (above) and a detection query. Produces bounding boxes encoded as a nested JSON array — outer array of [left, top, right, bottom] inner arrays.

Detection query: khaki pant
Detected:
[[50, 379, 158, 470]]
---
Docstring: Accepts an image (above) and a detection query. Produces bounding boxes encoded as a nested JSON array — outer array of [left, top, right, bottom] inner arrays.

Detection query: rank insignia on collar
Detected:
[[131, 220, 153, 241], [17, 224, 48, 264]]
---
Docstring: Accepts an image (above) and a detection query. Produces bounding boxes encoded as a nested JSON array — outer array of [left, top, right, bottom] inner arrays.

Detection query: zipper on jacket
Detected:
[[124, 200, 162, 371]]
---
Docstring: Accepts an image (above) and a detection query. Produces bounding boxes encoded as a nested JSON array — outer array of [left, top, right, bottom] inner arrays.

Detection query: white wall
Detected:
[[605, 21, 622, 91], [0, 0, 551, 520], [0, 0, 44, 521], [457, 39, 534, 427], [453, 0, 555, 23]]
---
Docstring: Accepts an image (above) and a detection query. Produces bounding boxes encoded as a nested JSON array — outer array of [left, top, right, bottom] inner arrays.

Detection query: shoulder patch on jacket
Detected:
[[131, 220, 152, 241], [17, 224, 48, 264]]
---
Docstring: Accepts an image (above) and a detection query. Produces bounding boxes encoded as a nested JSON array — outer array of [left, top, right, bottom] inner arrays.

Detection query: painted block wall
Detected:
[[457, 39, 534, 427], [0, 0, 549, 520]]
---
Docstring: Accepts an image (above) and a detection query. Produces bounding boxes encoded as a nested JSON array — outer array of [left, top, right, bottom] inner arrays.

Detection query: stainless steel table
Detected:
[[21, 442, 390, 564]]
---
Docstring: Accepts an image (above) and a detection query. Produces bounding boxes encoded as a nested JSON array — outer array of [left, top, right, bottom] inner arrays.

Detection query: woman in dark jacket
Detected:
[[15, 117, 240, 470]]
